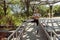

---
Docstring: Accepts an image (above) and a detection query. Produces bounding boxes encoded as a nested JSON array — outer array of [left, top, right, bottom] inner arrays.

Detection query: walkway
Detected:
[[23, 23, 48, 40]]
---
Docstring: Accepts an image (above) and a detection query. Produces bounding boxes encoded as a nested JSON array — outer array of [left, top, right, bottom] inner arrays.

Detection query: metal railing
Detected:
[[40, 23, 60, 40], [6, 18, 60, 40], [53, 31, 60, 40], [7, 19, 34, 40], [7, 21, 27, 40], [39, 18, 60, 40], [7, 26, 24, 40], [40, 23, 51, 40], [39, 18, 60, 23]]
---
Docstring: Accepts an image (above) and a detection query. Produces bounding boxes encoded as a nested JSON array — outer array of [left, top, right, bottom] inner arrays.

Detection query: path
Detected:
[[23, 23, 48, 40]]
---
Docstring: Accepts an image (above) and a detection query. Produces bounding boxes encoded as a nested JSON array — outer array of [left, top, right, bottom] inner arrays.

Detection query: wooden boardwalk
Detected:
[[7, 18, 60, 40], [23, 23, 48, 40]]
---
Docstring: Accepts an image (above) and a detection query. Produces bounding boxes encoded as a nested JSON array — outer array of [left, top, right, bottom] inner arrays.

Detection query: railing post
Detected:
[[19, 33, 20, 40], [16, 32, 18, 40], [50, 31, 53, 40], [53, 35, 56, 40], [13, 35, 14, 40], [20, 30, 23, 40]]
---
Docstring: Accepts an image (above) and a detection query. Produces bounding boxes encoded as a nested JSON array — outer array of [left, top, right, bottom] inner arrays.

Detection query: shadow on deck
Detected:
[[23, 23, 48, 40]]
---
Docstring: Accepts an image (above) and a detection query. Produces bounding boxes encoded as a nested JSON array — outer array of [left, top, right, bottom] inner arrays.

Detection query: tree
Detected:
[[37, 5, 49, 17], [0, 0, 29, 27], [53, 5, 60, 16]]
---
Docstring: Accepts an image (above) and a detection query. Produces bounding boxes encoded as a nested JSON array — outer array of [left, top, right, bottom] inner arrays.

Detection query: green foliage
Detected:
[[1, 0, 60, 27], [53, 5, 60, 16], [0, 0, 25, 26], [53, 5, 60, 13], [37, 5, 49, 17]]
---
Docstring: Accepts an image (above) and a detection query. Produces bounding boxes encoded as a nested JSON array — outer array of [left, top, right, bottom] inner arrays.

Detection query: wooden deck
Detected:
[[2, 18, 60, 40], [23, 23, 48, 40], [0, 23, 49, 40]]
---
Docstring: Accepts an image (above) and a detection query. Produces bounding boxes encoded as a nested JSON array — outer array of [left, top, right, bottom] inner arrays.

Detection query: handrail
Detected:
[[46, 25, 60, 40], [7, 26, 24, 40], [52, 31, 60, 40], [47, 22, 60, 40], [39, 18, 60, 40], [7, 20, 34, 40], [40, 23, 51, 40], [7, 21, 26, 40], [40, 23, 60, 40], [39, 18, 60, 23], [7, 18, 60, 40]]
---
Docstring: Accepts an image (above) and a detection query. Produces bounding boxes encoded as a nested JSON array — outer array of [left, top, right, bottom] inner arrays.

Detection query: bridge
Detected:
[[1, 17, 59, 40], [0, 0, 60, 40]]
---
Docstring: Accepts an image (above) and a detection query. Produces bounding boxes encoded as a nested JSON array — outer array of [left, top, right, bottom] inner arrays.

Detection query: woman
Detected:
[[32, 9, 41, 26], [32, 9, 41, 35]]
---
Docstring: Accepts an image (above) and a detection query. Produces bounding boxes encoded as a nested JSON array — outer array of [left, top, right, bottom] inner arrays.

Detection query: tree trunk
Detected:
[[3, 0, 7, 15], [25, 0, 30, 17]]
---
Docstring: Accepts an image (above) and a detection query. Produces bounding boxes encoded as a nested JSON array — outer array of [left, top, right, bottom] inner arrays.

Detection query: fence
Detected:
[[7, 19, 34, 40], [39, 18, 60, 40]]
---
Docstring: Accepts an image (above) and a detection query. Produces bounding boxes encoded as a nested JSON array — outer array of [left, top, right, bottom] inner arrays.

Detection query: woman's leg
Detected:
[[32, 19, 39, 35], [35, 19, 38, 26], [35, 19, 39, 34]]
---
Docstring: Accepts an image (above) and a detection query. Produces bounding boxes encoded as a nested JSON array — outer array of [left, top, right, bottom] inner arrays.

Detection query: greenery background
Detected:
[[0, 0, 60, 27]]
